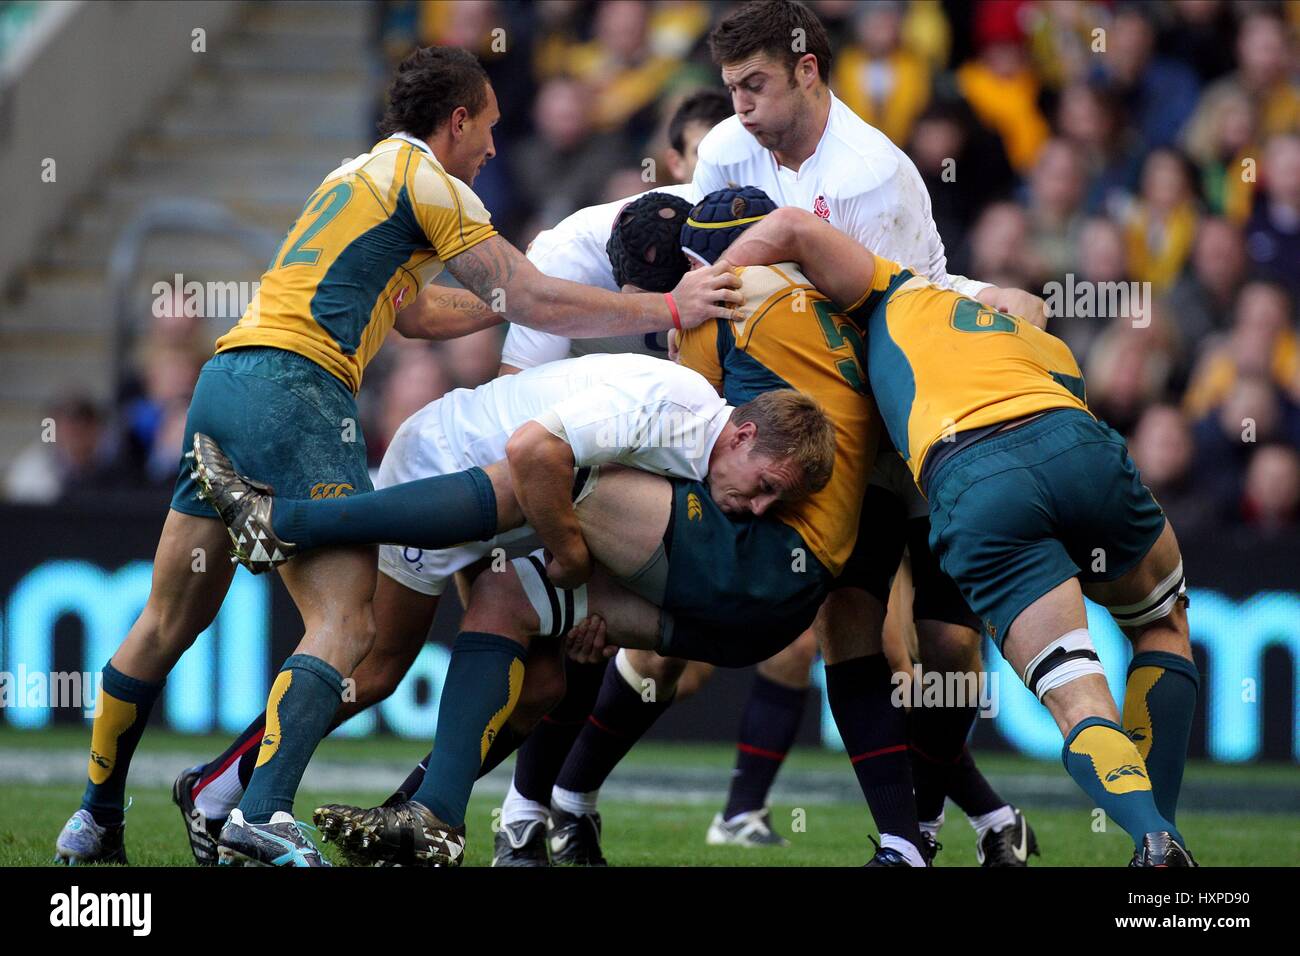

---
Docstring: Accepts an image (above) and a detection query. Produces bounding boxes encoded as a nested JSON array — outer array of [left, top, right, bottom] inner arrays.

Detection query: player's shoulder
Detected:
[[696, 114, 765, 169], [734, 262, 813, 317], [817, 98, 903, 197]]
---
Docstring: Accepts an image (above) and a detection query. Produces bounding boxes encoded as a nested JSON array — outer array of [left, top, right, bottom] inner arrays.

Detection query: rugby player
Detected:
[[723, 205, 1200, 867], [54, 45, 739, 867], [519, 1, 1044, 867]]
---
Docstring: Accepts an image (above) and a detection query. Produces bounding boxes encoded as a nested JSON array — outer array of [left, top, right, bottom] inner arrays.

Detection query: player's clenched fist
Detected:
[[669, 261, 742, 329]]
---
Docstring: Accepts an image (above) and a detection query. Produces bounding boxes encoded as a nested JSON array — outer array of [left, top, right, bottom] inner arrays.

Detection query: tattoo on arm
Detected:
[[427, 290, 491, 313], [445, 236, 523, 304]]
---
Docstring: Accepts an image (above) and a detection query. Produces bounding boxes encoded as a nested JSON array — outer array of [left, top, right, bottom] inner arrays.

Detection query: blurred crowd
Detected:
[[7, 0, 1299, 538]]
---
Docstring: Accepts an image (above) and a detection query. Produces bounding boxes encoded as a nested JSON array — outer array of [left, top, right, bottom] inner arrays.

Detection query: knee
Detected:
[[758, 630, 817, 686], [674, 662, 714, 701], [625, 649, 685, 696], [350, 647, 410, 708], [511, 658, 567, 731], [917, 620, 983, 674], [462, 567, 532, 639], [815, 590, 884, 663]]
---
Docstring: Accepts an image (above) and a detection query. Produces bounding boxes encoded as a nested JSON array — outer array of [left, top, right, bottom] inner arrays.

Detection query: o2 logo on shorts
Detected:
[[403, 547, 424, 572], [310, 482, 355, 499]]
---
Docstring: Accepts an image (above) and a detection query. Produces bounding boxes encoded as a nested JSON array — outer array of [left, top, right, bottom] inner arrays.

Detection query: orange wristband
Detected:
[[664, 292, 682, 331]]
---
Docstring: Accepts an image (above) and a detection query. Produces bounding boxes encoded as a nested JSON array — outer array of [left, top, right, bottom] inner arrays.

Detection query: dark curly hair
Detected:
[[378, 46, 491, 140]]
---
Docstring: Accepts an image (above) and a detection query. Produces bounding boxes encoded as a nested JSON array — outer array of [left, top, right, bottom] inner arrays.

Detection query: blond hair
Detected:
[[731, 389, 836, 497]]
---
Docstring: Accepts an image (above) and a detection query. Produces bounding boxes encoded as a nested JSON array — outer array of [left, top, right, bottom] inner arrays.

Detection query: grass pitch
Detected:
[[1, 727, 1295, 867]]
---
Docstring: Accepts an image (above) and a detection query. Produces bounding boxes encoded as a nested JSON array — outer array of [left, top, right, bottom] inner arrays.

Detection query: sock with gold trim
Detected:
[[238, 654, 344, 824], [1123, 651, 1198, 825], [1061, 716, 1181, 848], [81, 663, 164, 826], [410, 632, 526, 828]]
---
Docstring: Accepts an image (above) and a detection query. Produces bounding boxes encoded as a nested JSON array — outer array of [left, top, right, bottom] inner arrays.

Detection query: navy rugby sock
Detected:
[[910, 703, 1003, 820], [825, 654, 924, 851], [722, 674, 807, 819], [513, 659, 608, 804], [555, 655, 673, 796], [272, 467, 497, 550]]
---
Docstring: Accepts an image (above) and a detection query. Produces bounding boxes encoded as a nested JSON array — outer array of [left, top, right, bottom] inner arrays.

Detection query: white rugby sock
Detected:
[[969, 804, 1016, 840], [193, 761, 244, 821], [551, 785, 600, 816], [919, 810, 945, 837], [500, 780, 548, 827], [880, 833, 927, 867]]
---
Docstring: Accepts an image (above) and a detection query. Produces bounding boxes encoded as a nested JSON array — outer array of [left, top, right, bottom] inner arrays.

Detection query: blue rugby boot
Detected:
[[217, 808, 329, 867], [55, 809, 128, 865]]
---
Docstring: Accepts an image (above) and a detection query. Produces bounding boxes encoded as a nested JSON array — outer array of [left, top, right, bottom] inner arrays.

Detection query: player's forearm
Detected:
[[506, 424, 589, 569], [446, 236, 673, 335], [394, 286, 505, 340], [446, 236, 739, 336], [513, 272, 677, 336], [725, 207, 876, 311]]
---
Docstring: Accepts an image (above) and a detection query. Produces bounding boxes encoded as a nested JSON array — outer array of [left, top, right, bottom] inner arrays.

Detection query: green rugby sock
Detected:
[[1062, 716, 1181, 848], [239, 654, 344, 824], [411, 632, 526, 828], [273, 467, 497, 550], [1123, 651, 1199, 824], [81, 663, 164, 826]]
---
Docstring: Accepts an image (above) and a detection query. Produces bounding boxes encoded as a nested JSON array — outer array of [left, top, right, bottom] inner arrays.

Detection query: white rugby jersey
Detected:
[[431, 351, 729, 479], [691, 92, 988, 298], [500, 183, 696, 370]]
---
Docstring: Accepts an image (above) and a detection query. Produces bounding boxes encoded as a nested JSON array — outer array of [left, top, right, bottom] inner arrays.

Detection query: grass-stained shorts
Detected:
[[658, 478, 832, 667], [171, 346, 372, 517], [926, 408, 1165, 651]]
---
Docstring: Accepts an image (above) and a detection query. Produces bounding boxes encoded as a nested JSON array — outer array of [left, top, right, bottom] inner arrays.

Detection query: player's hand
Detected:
[[667, 328, 681, 362], [565, 615, 614, 663], [979, 287, 1048, 330], [670, 262, 741, 329], [546, 544, 593, 589]]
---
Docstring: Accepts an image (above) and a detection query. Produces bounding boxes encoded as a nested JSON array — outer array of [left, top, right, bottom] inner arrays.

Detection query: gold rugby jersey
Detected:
[[677, 263, 881, 576], [845, 254, 1090, 485], [216, 135, 496, 392]]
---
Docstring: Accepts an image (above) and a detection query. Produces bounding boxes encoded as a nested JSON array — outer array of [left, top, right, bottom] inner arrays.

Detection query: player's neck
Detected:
[[773, 87, 832, 173], [424, 130, 453, 167]]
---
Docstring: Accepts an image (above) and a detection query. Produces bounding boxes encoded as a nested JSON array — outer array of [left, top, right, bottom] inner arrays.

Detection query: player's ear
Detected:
[[734, 420, 757, 445], [796, 54, 819, 89], [665, 148, 687, 182], [449, 105, 469, 138]]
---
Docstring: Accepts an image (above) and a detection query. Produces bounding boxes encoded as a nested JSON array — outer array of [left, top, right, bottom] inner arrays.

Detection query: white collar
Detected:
[[386, 131, 435, 158]]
